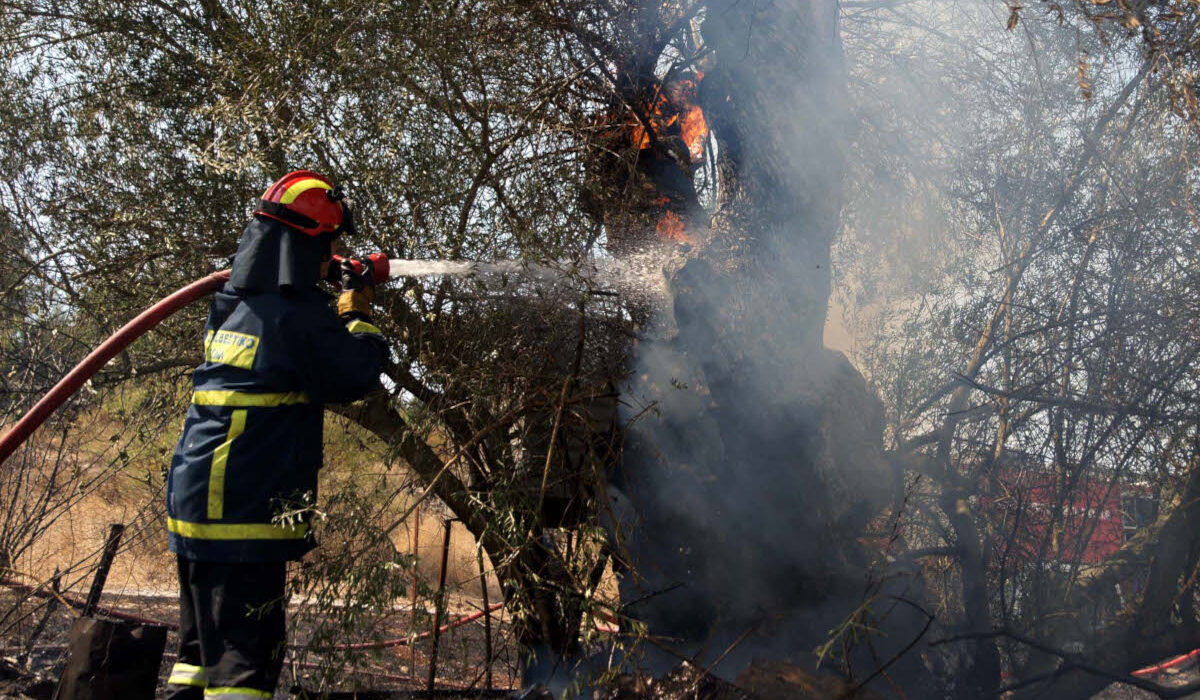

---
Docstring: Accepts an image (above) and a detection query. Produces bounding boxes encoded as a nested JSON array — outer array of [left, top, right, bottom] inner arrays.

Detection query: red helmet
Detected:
[[254, 170, 346, 236]]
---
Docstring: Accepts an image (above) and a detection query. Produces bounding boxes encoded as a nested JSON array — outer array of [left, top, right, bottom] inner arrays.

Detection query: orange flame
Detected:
[[680, 104, 708, 161], [630, 74, 708, 162], [656, 211, 693, 244], [630, 96, 669, 151], [676, 72, 708, 161]]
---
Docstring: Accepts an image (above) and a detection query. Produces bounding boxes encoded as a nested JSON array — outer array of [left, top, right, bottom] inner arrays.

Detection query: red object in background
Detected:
[[986, 469, 1137, 566], [1027, 476, 1124, 564]]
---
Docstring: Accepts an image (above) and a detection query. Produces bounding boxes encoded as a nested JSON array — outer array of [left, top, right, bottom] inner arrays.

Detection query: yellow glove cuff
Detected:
[[337, 289, 374, 318]]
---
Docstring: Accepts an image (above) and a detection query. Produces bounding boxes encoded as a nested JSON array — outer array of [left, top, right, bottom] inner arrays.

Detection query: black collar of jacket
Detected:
[[228, 215, 332, 294]]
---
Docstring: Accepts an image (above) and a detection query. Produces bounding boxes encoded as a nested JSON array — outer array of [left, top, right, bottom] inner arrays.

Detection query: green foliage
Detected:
[[0, 0, 663, 674]]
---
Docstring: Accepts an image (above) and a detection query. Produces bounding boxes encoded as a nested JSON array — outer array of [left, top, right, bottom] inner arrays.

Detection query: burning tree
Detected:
[[2, 0, 905, 684], [567, 0, 906, 675], [5, 0, 1200, 697]]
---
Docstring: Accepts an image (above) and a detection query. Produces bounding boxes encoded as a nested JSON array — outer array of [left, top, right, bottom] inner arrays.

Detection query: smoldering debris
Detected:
[[0, 657, 55, 700], [592, 660, 884, 700]]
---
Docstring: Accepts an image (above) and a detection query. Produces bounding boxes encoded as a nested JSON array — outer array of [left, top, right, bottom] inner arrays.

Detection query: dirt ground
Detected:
[[0, 585, 521, 699], [0, 452, 621, 698]]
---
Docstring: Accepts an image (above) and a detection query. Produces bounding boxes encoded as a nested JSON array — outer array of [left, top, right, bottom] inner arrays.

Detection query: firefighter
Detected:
[[163, 171, 387, 700]]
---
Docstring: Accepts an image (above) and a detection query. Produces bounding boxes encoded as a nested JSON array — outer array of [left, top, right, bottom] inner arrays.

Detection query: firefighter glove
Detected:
[[338, 258, 375, 293], [338, 289, 373, 319]]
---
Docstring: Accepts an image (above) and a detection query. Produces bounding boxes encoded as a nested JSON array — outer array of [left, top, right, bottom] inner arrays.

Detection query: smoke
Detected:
[[606, 0, 1150, 692], [610, 0, 906, 681]]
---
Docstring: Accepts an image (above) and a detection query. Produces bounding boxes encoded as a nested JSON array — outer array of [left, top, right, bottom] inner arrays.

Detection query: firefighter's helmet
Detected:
[[254, 170, 348, 237]]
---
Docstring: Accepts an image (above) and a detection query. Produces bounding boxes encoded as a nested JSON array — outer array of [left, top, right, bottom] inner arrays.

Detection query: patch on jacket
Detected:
[[204, 330, 261, 369]]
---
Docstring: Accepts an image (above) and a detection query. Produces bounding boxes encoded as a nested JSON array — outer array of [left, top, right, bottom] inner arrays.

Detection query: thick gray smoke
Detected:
[[607, 0, 1145, 692], [612, 0, 908, 682]]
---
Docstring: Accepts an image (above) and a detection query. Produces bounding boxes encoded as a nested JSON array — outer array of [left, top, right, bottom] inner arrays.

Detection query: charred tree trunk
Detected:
[[619, 0, 907, 682]]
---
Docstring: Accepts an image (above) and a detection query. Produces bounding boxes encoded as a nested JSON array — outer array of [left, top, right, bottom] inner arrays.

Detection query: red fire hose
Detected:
[[0, 270, 232, 465], [0, 254, 391, 465], [1132, 648, 1200, 677]]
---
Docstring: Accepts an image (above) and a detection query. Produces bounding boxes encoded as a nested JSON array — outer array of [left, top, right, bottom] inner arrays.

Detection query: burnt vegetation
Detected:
[[1, 0, 1200, 698]]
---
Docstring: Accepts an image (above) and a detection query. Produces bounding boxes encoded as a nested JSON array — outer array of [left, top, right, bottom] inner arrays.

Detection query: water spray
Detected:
[[0, 252, 669, 464]]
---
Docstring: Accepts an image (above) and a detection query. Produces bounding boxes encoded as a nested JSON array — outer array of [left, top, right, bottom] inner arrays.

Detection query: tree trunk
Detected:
[[619, 0, 904, 680]]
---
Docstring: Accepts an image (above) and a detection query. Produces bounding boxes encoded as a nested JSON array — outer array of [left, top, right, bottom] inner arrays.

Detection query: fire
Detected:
[[630, 73, 708, 163], [675, 72, 708, 162], [656, 211, 692, 244], [680, 103, 707, 161], [597, 74, 707, 250], [649, 195, 693, 244]]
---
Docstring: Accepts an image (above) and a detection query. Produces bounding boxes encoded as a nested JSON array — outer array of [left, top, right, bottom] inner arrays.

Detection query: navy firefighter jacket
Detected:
[[166, 219, 387, 562]]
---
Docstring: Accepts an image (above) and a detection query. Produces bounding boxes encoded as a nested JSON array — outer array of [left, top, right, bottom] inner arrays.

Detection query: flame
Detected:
[[676, 72, 708, 161], [630, 96, 670, 151], [656, 211, 693, 244], [630, 73, 708, 162], [607, 74, 708, 246], [680, 104, 708, 161]]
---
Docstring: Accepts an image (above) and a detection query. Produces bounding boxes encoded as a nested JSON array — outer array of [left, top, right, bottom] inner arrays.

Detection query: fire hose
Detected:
[[0, 253, 527, 657], [0, 270, 231, 465], [1131, 648, 1200, 677], [0, 253, 389, 465]]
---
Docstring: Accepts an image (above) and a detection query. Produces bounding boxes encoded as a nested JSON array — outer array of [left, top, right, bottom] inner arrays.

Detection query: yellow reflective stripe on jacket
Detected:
[[344, 319, 382, 335], [192, 390, 310, 407], [207, 410, 246, 520], [204, 330, 261, 370], [204, 687, 272, 699], [279, 177, 331, 204], [167, 517, 309, 541], [167, 662, 206, 687]]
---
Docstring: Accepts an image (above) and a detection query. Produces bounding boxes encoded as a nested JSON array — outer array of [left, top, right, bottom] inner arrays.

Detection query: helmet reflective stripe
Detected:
[[261, 169, 330, 201], [167, 662, 207, 687], [278, 178, 332, 204], [255, 169, 345, 237]]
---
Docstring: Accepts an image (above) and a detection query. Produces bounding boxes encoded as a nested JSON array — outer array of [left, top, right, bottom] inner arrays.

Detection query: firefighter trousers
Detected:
[[164, 557, 287, 700]]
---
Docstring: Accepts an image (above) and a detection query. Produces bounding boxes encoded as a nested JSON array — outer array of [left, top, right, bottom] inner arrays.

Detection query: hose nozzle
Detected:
[[328, 252, 390, 287]]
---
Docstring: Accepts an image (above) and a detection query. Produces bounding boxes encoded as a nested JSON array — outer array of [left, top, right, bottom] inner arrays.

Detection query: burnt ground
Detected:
[[1091, 660, 1200, 700], [0, 588, 519, 699], [3, 586, 1199, 699]]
